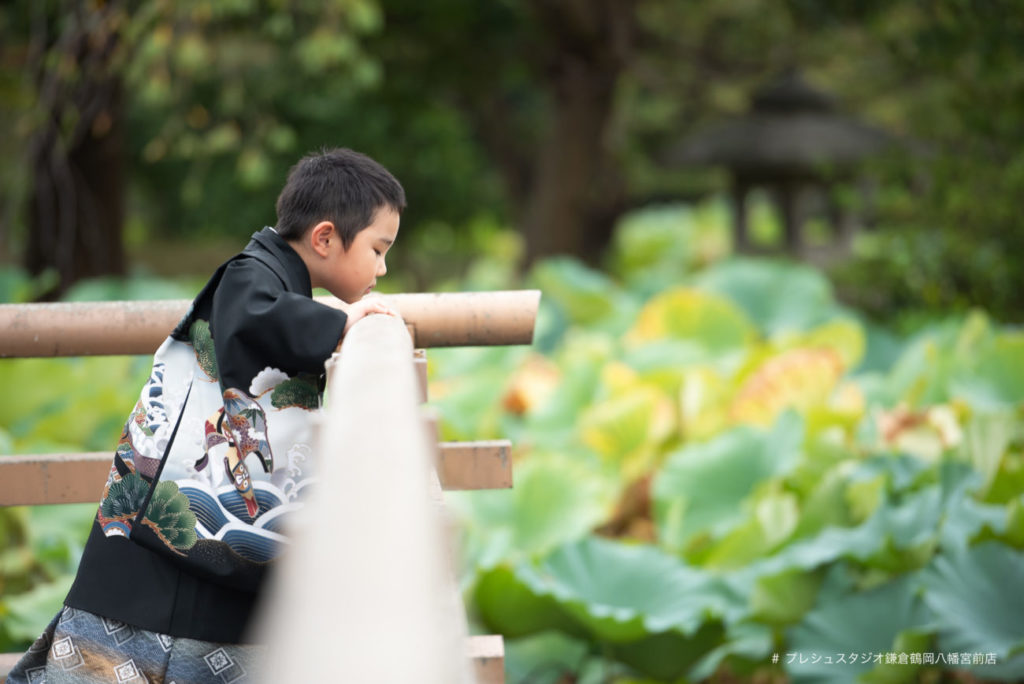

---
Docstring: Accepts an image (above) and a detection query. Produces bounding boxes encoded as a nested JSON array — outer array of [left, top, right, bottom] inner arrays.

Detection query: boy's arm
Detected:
[[211, 259, 349, 389]]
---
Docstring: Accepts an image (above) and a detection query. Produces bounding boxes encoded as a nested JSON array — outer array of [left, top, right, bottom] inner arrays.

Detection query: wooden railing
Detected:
[[0, 291, 539, 683], [0, 291, 539, 357]]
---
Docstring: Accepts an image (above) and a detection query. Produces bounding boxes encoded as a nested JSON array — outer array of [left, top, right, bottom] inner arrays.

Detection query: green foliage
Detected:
[[0, 267, 59, 304], [691, 258, 843, 337], [63, 275, 195, 302], [425, 205, 1024, 681], [803, 1, 1024, 323], [653, 413, 802, 556], [0, 356, 151, 453], [0, 503, 94, 651], [474, 538, 740, 681], [787, 569, 930, 683], [3, 0, 1021, 322], [450, 453, 616, 568], [120, 0, 392, 236], [917, 542, 1024, 661], [0, 574, 74, 645]]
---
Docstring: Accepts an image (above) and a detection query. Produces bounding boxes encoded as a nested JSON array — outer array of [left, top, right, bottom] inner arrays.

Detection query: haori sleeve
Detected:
[[210, 258, 348, 392]]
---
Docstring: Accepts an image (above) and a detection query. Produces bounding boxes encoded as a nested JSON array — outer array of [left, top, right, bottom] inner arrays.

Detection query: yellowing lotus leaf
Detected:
[[830, 382, 866, 417], [755, 491, 799, 548], [875, 403, 964, 463], [802, 319, 866, 369], [679, 366, 732, 441], [501, 354, 562, 415], [580, 387, 676, 480], [626, 287, 757, 352], [730, 348, 844, 426], [601, 361, 641, 398]]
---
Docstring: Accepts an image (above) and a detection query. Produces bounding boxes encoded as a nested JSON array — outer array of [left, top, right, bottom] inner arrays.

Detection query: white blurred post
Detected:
[[256, 313, 474, 683]]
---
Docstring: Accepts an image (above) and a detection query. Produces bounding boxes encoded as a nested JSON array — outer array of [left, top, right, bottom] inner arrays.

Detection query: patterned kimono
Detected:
[[7, 228, 348, 683]]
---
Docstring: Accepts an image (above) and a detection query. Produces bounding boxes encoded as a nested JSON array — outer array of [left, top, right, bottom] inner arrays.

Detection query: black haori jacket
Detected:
[[65, 228, 348, 642]]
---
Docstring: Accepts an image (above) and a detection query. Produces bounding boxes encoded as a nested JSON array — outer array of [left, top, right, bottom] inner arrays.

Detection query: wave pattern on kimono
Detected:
[[96, 330, 320, 565]]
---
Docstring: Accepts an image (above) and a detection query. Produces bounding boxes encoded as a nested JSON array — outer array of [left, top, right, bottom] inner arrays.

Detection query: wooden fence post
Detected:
[[255, 314, 474, 683]]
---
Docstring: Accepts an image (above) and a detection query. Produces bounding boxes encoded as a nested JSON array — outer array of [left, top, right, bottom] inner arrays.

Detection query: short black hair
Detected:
[[275, 147, 405, 246]]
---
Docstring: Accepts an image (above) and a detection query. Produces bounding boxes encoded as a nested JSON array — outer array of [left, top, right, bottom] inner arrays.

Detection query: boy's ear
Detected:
[[308, 221, 337, 257]]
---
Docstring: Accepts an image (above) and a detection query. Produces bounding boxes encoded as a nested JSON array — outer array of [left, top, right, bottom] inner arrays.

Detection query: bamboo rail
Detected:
[[0, 441, 512, 507], [0, 291, 540, 357]]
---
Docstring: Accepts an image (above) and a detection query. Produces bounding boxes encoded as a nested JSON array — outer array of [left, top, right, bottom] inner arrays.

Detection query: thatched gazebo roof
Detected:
[[669, 70, 891, 177]]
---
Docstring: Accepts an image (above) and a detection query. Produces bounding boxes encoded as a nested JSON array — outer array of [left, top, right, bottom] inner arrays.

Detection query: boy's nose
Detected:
[[377, 260, 387, 277]]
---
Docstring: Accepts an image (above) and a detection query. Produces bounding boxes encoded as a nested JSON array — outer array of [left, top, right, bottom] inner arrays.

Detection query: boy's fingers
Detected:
[[369, 302, 396, 316]]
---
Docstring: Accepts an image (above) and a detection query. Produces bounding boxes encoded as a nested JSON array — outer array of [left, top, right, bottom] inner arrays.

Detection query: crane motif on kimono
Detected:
[[199, 388, 274, 519]]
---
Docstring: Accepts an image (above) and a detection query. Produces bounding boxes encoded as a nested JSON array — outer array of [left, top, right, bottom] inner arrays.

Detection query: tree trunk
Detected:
[[521, 56, 618, 264], [24, 3, 126, 299], [519, 0, 636, 266]]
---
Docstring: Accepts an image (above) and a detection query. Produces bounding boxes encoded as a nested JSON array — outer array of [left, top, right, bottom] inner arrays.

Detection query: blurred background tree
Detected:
[[0, 0, 1020, 320]]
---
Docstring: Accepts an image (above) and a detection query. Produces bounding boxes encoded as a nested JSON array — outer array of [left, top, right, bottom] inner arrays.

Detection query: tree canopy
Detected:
[[0, 0, 1021, 319]]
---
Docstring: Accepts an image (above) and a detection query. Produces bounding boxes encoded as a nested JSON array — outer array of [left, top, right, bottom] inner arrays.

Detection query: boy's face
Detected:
[[317, 207, 400, 304]]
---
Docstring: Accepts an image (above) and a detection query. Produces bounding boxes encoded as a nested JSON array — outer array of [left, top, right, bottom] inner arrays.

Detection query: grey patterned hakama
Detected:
[[5, 607, 265, 684]]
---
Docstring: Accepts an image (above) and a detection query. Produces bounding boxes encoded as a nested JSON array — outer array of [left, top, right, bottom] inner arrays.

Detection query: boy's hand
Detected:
[[341, 297, 399, 336]]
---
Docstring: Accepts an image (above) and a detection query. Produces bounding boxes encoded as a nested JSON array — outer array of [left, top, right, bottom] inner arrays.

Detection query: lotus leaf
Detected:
[[449, 454, 614, 566], [963, 410, 1019, 500], [1, 575, 75, 643], [625, 287, 757, 362], [678, 364, 733, 441], [691, 258, 840, 336], [688, 620, 775, 681], [697, 488, 799, 569], [799, 318, 866, 369], [529, 257, 630, 327], [787, 568, 930, 683], [580, 384, 675, 480], [729, 347, 844, 427], [749, 567, 824, 626], [477, 536, 748, 680], [917, 542, 1024, 663], [474, 565, 582, 639], [501, 631, 591, 684], [653, 413, 802, 552], [748, 484, 944, 578], [950, 333, 1024, 410]]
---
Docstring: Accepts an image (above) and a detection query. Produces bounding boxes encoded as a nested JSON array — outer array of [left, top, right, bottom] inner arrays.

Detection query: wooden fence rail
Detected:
[[0, 290, 541, 357], [0, 441, 512, 507]]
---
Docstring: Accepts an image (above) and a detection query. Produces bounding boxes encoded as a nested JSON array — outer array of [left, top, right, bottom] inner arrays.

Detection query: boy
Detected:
[[7, 148, 404, 683]]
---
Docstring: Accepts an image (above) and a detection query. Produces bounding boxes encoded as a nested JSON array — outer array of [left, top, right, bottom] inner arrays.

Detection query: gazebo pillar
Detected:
[[778, 180, 802, 252], [730, 176, 750, 253]]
